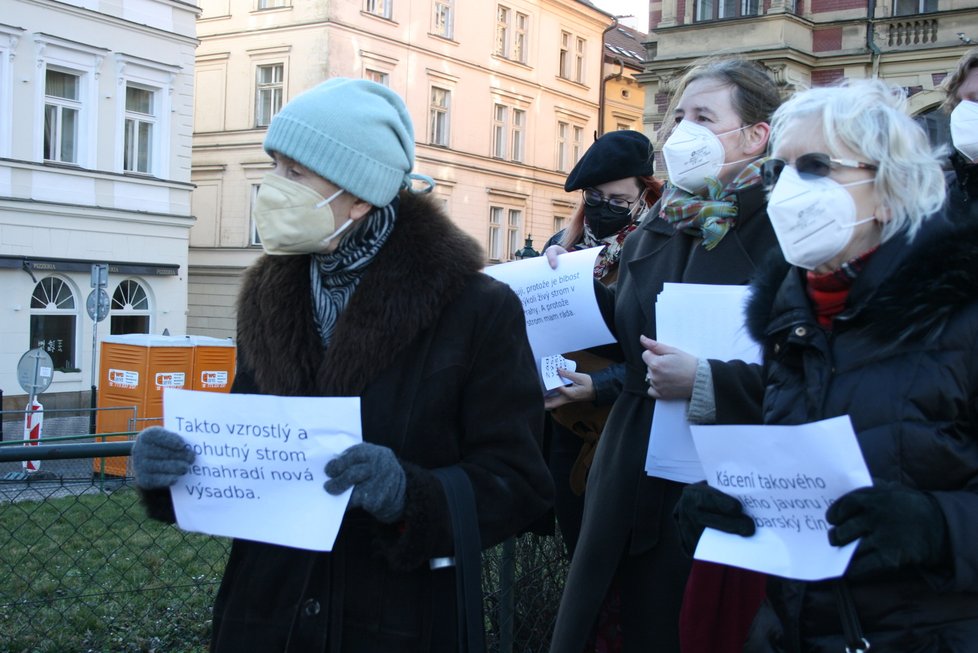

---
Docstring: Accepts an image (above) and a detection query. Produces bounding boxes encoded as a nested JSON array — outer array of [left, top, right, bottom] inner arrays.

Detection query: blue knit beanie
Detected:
[[263, 78, 415, 207]]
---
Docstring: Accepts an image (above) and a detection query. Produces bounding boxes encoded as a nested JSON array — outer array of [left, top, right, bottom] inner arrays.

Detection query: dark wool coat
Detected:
[[142, 192, 554, 653], [550, 185, 783, 652], [947, 152, 978, 225], [743, 215, 978, 652]]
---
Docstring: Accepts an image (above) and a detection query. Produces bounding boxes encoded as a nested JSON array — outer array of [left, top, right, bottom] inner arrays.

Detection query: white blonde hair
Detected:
[[769, 79, 946, 242]]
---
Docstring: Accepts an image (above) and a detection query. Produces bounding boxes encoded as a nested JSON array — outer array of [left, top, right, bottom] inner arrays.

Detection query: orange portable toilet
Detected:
[[94, 334, 195, 477], [188, 336, 236, 393]]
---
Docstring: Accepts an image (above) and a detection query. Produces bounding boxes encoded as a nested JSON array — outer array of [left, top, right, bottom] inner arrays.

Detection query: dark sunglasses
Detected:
[[761, 153, 878, 188], [582, 189, 639, 215]]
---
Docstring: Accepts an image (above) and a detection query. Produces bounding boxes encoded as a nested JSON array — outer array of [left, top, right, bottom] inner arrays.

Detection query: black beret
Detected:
[[564, 130, 655, 192]]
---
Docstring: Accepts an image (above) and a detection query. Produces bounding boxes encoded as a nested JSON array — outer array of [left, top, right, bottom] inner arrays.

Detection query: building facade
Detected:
[[601, 21, 648, 135], [188, 0, 615, 339], [0, 0, 199, 411], [637, 0, 978, 146]]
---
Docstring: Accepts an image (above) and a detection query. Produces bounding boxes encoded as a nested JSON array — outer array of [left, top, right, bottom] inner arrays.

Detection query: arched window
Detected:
[[110, 279, 151, 335], [30, 276, 78, 371]]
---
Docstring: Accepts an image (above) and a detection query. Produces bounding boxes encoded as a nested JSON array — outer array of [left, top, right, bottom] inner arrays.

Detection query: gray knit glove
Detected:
[[324, 442, 406, 524], [131, 426, 195, 489]]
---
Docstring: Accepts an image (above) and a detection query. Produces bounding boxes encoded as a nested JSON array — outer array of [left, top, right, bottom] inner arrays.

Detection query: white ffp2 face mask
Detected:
[[950, 100, 978, 162], [767, 166, 875, 271], [251, 173, 352, 255], [661, 121, 754, 193], [661, 120, 725, 193]]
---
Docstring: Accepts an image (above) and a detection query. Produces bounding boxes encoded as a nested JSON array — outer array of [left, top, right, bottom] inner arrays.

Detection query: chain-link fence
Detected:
[[0, 412, 568, 653]]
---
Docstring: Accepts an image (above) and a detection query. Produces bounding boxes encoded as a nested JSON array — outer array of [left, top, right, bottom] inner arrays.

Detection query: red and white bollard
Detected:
[[23, 399, 43, 472]]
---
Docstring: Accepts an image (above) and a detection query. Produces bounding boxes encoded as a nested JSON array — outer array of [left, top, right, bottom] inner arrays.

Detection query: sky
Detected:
[[590, 0, 649, 31]]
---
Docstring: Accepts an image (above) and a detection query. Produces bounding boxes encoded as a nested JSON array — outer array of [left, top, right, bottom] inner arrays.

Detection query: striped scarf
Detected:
[[309, 201, 397, 348], [660, 157, 767, 250]]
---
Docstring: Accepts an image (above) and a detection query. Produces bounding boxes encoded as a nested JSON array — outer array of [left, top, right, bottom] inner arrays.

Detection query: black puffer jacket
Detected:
[[743, 215, 978, 652]]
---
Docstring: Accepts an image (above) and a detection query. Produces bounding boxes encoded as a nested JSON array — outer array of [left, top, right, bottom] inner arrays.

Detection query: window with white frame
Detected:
[[488, 206, 503, 260], [115, 53, 177, 176], [255, 63, 284, 128], [507, 209, 522, 260], [495, 6, 510, 57], [695, 0, 759, 20], [257, 0, 288, 8], [893, 0, 936, 14], [35, 35, 106, 168], [559, 32, 570, 80], [575, 36, 586, 83], [365, 69, 390, 86], [365, 0, 392, 18], [557, 121, 569, 172], [251, 183, 263, 245], [44, 69, 81, 163], [110, 279, 150, 335], [512, 109, 525, 162], [492, 104, 508, 159], [495, 6, 529, 63], [492, 104, 525, 162], [30, 276, 78, 372], [433, 0, 454, 38], [513, 12, 528, 64], [559, 32, 586, 82], [553, 215, 567, 235], [124, 84, 155, 174], [572, 125, 584, 165], [429, 86, 451, 146]]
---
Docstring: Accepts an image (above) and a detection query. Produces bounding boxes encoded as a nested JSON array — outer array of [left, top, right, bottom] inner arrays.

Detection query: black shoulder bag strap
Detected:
[[431, 466, 486, 653], [833, 579, 870, 652]]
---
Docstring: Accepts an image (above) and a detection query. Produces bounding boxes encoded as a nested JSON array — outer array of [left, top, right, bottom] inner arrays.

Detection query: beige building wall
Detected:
[[637, 0, 978, 147], [189, 0, 614, 339]]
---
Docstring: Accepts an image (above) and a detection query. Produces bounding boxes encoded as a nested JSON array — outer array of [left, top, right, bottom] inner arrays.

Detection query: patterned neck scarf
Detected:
[[576, 208, 645, 280], [660, 157, 768, 250], [309, 200, 398, 348]]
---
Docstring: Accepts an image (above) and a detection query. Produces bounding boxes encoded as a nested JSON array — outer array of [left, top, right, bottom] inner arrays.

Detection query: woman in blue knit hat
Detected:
[[130, 78, 554, 652], [542, 129, 662, 560]]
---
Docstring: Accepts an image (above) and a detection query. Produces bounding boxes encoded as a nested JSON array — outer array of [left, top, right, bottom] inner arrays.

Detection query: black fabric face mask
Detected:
[[584, 204, 633, 239]]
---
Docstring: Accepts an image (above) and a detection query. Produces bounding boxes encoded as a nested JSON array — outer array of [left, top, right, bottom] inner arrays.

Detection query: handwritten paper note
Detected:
[[690, 416, 872, 581], [164, 388, 362, 551], [541, 355, 578, 392]]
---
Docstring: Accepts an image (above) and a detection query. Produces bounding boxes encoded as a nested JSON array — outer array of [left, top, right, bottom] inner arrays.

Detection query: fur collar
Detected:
[[236, 191, 485, 396], [746, 217, 978, 345]]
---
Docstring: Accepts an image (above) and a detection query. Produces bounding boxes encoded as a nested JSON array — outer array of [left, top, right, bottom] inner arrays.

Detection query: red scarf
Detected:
[[805, 247, 878, 329]]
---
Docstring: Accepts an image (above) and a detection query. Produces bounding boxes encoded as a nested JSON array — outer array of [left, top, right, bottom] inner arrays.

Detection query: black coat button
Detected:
[[302, 599, 320, 616]]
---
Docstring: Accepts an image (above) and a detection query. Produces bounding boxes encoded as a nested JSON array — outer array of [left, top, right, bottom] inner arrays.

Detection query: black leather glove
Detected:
[[674, 481, 755, 556], [324, 443, 406, 524], [131, 426, 195, 489], [826, 483, 947, 578]]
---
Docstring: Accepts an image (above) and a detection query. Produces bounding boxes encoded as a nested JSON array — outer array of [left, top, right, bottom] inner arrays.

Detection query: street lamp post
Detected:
[[514, 236, 540, 260]]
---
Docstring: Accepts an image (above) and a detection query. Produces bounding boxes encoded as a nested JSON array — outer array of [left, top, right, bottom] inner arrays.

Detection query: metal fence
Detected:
[[0, 412, 568, 653]]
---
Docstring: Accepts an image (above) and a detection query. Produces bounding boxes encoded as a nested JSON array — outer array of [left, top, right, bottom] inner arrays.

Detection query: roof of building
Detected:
[[604, 22, 648, 68]]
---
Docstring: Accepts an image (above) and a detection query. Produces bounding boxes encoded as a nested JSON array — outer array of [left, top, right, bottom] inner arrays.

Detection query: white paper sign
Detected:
[[484, 247, 615, 363], [690, 416, 872, 581], [164, 388, 362, 552], [646, 283, 761, 483]]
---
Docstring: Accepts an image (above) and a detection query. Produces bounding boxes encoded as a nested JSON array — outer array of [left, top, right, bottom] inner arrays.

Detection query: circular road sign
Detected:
[[87, 288, 110, 322], [17, 347, 55, 395]]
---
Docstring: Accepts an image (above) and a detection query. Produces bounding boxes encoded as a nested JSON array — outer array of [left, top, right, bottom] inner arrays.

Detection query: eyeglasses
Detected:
[[582, 189, 639, 215], [761, 153, 878, 188]]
